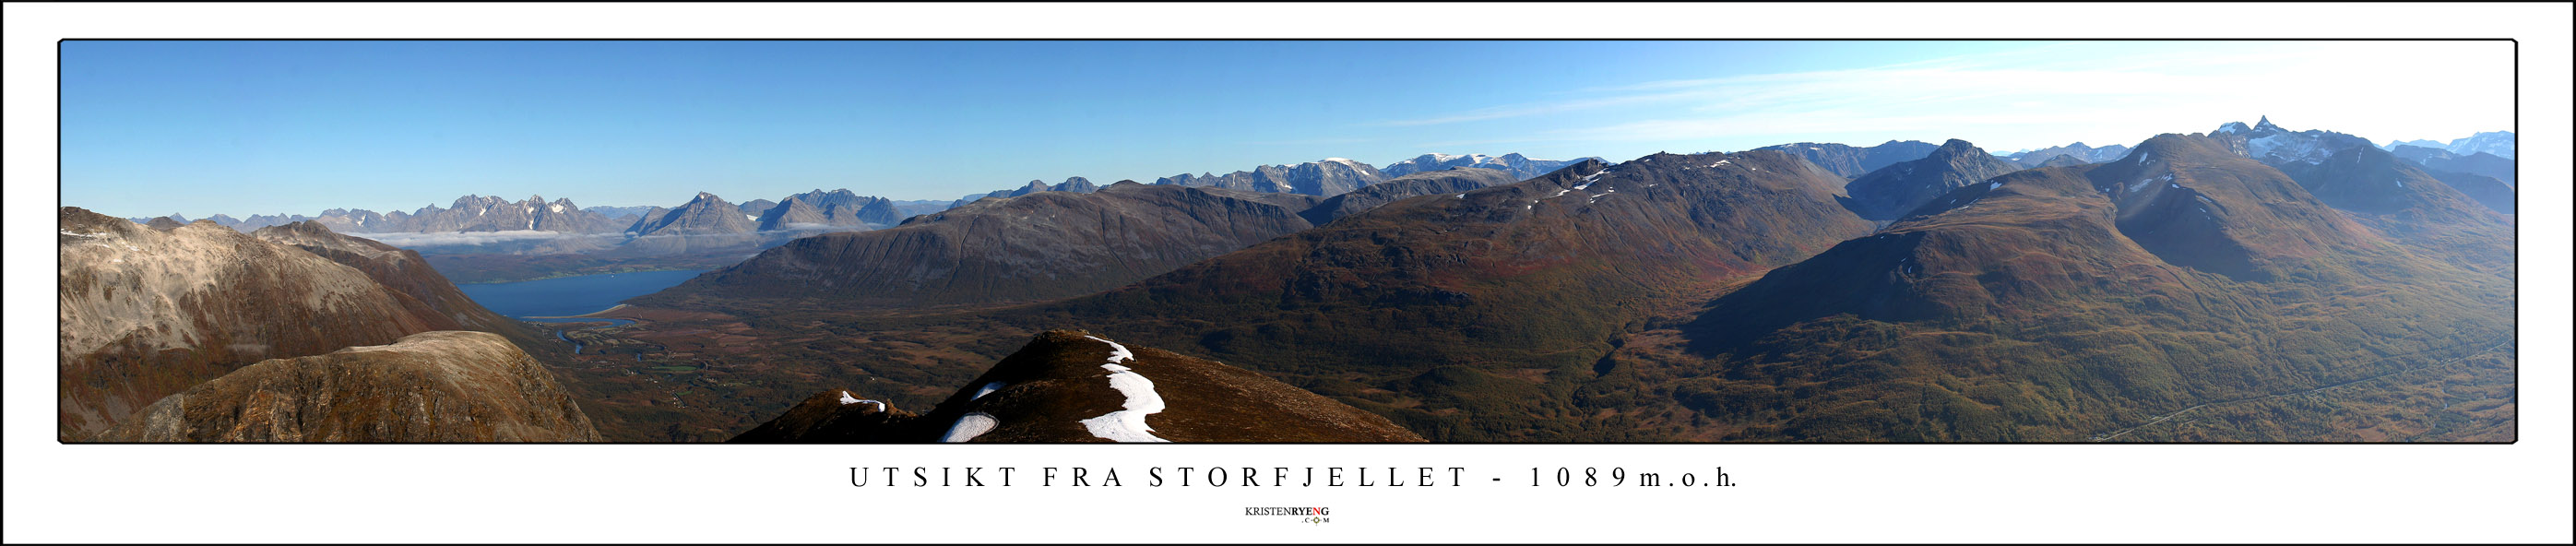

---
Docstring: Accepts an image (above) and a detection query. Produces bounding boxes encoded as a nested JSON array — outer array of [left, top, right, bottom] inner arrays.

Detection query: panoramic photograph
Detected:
[[55, 39, 2518, 444]]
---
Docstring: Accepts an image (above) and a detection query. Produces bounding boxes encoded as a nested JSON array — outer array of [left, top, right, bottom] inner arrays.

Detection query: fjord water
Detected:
[[456, 269, 705, 319]]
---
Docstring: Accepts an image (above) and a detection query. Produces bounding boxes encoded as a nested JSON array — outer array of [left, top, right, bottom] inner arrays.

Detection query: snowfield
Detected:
[[1077, 336, 1169, 442], [939, 412, 998, 443]]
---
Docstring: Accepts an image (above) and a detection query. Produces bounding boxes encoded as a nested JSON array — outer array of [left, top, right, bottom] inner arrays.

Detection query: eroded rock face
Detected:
[[251, 220, 548, 350], [730, 330, 1425, 443], [95, 331, 602, 443], [59, 208, 454, 439]]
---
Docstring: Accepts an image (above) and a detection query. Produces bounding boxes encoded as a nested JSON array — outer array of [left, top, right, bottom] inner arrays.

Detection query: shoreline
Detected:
[[525, 303, 632, 321], [450, 267, 702, 285]]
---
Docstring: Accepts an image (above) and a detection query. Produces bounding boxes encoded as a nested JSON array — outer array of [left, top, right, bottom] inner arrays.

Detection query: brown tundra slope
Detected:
[[1661, 133, 2512, 441], [56, 208, 554, 440], [95, 331, 601, 442], [643, 182, 1324, 311]]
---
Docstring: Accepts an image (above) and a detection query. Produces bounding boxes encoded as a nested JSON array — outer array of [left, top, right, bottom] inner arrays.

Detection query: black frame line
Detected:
[[53, 37, 2521, 445]]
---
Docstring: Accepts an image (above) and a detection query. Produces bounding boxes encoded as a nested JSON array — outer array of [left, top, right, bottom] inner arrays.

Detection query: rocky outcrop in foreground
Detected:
[[95, 331, 602, 442], [731, 330, 1423, 443]]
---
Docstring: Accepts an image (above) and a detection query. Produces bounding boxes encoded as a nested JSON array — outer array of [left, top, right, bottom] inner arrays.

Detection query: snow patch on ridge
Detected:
[[939, 412, 998, 443], [1077, 335, 1168, 443], [837, 391, 888, 412]]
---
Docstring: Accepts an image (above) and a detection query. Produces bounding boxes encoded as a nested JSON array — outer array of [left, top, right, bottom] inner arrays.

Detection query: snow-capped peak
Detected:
[[2253, 115, 2282, 132]]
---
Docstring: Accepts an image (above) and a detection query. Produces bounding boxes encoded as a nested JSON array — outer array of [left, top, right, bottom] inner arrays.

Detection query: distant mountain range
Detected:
[[138, 188, 929, 259], [1152, 158, 1391, 196], [951, 177, 1101, 208], [2384, 130, 2515, 160], [2390, 145, 2515, 186], [132, 151, 1597, 248], [2000, 142, 2131, 167], [934, 153, 1588, 210], [2212, 118, 2514, 220], [1378, 153, 1599, 180], [645, 166, 1534, 312]]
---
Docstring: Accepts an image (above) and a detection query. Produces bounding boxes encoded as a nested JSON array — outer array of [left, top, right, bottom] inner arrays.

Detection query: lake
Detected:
[[456, 269, 706, 319]]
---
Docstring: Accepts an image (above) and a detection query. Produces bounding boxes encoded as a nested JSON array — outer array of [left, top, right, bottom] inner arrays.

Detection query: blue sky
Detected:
[[61, 40, 2514, 219]]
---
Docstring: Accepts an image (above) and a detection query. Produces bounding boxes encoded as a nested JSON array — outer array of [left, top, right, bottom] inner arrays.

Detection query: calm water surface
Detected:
[[456, 269, 705, 319]]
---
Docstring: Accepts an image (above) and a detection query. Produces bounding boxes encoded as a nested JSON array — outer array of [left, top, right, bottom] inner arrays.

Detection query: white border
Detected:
[[7, 3, 2570, 543]]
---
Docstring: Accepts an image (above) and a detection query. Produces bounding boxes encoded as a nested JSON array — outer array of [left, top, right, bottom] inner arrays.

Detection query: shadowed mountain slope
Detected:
[[1841, 139, 2024, 220]]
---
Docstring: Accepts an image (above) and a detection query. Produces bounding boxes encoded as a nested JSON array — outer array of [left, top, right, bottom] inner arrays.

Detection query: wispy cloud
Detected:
[[1399, 42, 2511, 151], [1243, 136, 1373, 146], [1373, 89, 1714, 126]]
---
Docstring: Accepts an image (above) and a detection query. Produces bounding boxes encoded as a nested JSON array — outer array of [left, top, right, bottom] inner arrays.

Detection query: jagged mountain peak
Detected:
[[1842, 138, 2022, 220]]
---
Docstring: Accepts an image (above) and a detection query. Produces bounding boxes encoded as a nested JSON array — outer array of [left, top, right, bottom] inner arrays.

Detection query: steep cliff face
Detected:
[[251, 220, 548, 350], [731, 330, 1423, 443], [94, 331, 602, 442], [59, 208, 458, 439]]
